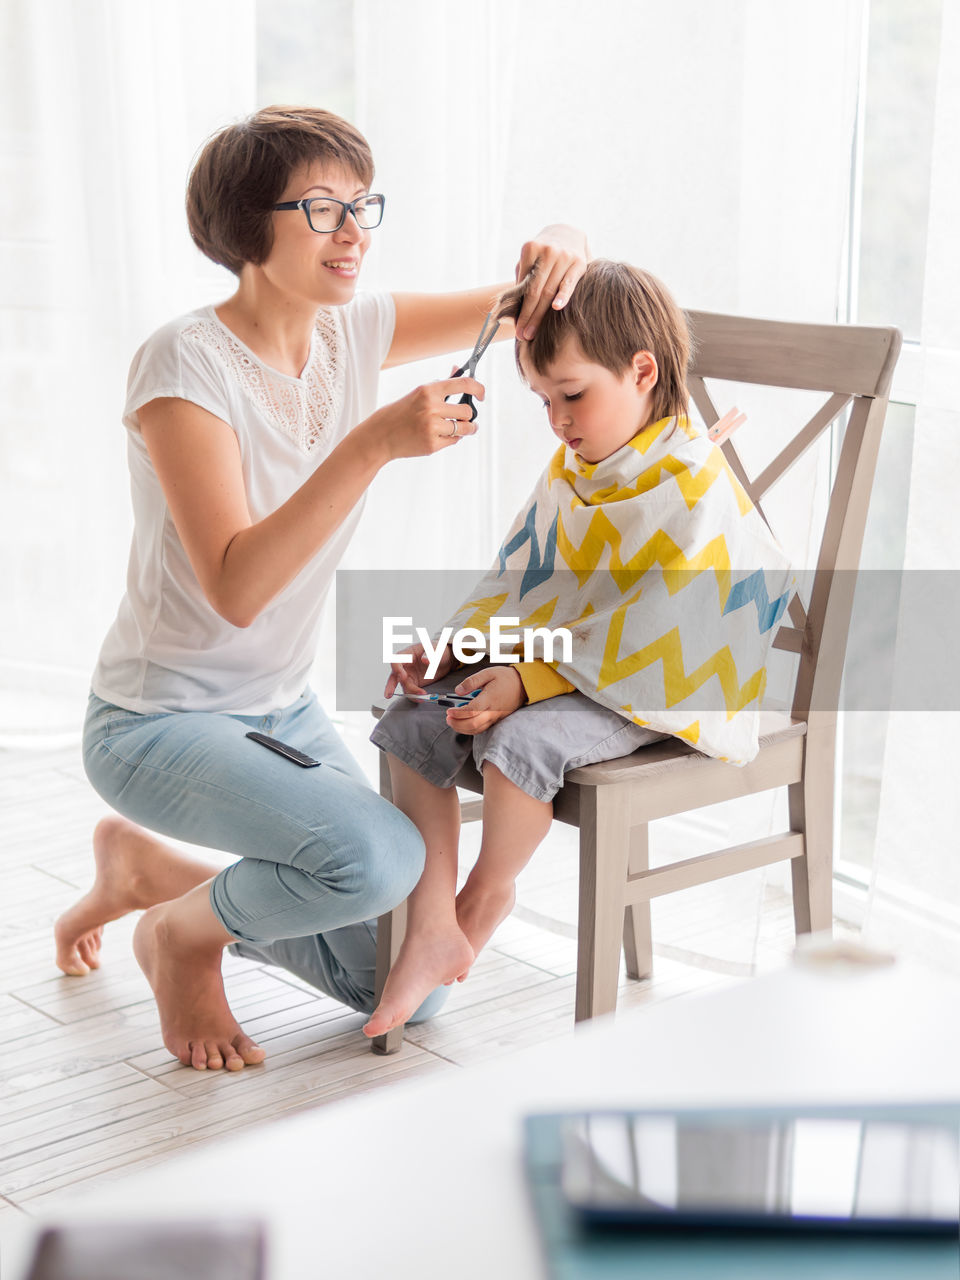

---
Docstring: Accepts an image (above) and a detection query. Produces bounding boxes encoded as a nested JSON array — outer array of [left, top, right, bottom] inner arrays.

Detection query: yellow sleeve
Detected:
[[513, 661, 576, 704]]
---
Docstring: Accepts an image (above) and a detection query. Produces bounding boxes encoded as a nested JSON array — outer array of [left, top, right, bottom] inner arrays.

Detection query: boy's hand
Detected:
[[444, 666, 526, 735], [384, 642, 455, 697]]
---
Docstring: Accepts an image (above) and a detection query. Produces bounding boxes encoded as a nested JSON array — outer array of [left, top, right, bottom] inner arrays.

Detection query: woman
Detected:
[[53, 106, 588, 1073]]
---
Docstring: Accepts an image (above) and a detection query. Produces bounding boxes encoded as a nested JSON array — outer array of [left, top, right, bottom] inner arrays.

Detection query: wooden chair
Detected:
[[370, 311, 902, 1054]]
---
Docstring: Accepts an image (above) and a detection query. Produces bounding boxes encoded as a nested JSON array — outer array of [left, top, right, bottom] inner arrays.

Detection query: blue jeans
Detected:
[[82, 689, 446, 1022]]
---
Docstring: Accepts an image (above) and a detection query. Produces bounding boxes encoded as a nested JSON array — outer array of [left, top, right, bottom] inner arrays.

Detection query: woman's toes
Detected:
[[59, 948, 90, 977], [235, 1034, 266, 1065], [204, 1042, 225, 1070], [178, 1035, 263, 1072]]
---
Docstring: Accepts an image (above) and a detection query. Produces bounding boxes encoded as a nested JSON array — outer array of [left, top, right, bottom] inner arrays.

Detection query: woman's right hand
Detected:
[[384, 641, 455, 697], [362, 376, 485, 461]]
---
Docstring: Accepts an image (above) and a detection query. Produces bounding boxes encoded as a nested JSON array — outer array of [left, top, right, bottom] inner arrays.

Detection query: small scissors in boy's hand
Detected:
[[442, 666, 526, 735], [392, 687, 483, 709], [444, 310, 501, 424]]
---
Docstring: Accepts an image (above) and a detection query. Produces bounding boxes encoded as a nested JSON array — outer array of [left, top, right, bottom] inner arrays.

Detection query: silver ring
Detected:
[[447, 421, 459, 438]]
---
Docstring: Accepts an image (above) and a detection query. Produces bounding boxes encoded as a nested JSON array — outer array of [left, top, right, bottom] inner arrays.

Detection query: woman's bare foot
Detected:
[[55, 816, 219, 976], [454, 881, 517, 979], [362, 923, 474, 1038], [133, 901, 265, 1071]]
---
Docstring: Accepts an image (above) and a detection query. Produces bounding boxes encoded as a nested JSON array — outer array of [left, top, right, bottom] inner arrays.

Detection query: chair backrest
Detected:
[[685, 312, 902, 724]]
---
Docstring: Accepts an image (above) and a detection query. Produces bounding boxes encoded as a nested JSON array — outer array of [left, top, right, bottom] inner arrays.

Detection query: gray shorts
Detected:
[[370, 661, 665, 802]]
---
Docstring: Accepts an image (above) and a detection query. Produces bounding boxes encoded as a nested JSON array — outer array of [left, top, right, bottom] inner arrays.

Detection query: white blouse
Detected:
[[92, 292, 395, 714]]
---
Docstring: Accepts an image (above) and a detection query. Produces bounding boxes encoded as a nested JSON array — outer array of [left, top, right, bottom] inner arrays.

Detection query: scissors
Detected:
[[392, 687, 483, 708], [445, 310, 501, 421]]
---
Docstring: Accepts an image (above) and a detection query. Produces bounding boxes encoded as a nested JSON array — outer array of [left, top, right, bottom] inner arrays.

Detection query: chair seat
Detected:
[[370, 702, 806, 828], [370, 701, 804, 760], [557, 710, 807, 827], [565, 710, 806, 784]]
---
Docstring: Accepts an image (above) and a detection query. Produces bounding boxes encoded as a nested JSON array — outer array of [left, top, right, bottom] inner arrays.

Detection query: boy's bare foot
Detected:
[[55, 816, 218, 976], [362, 923, 474, 1038], [454, 882, 517, 979], [133, 904, 265, 1071]]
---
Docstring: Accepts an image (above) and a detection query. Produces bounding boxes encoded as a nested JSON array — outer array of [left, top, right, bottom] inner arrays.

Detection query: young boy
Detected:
[[363, 261, 790, 1039]]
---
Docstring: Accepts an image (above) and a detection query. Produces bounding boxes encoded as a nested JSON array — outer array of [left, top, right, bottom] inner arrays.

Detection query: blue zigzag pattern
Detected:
[[498, 503, 559, 599], [722, 570, 790, 634]]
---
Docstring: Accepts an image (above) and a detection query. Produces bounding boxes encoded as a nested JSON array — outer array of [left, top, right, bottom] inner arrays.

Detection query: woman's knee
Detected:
[[358, 800, 425, 912], [293, 794, 424, 915]]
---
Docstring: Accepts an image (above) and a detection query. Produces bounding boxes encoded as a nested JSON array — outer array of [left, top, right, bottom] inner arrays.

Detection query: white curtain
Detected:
[[865, 0, 960, 972], [348, 0, 866, 971], [0, 0, 255, 746], [350, 0, 864, 563], [6, 0, 951, 974]]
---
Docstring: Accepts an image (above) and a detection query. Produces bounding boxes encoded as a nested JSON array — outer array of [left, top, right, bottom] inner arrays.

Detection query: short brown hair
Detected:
[[186, 106, 375, 275], [497, 259, 692, 425]]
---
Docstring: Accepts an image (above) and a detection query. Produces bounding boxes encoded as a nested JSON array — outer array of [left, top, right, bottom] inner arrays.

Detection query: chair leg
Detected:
[[575, 787, 632, 1023], [622, 823, 653, 981], [371, 747, 406, 1055], [789, 725, 835, 936], [371, 899, 408, 1055]]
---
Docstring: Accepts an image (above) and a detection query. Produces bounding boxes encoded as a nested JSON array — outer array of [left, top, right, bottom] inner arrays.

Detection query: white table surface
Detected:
[[7, 957, 960, 1280]]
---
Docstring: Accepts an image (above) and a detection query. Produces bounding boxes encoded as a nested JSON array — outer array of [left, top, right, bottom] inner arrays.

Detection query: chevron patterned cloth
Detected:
[[445, 416, 793, 764]]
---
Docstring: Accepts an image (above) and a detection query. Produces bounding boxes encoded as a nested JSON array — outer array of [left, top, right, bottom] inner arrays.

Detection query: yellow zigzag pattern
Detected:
[[598, 615, 767, 717], [458, 593, 560, 635], [575, 417, 697, 480], [627, 416, 700, 449], [548, 447, 572, 487], [616, 451, 754, 516], [556, 513, 734, 605], [548, 440, 752, 515], [618, 702, 702, 747]]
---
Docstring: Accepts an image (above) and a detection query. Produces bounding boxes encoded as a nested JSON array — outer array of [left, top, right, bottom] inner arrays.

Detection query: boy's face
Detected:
[[520, 336, 658, 464]]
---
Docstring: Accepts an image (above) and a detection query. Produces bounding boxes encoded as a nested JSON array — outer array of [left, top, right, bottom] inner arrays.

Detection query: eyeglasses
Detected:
[[272, 193, 386, 234]]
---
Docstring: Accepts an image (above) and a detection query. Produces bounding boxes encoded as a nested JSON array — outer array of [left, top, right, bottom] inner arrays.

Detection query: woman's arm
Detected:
[[138, 374, 482, 629], [384, 224, 590, 368], [384, 285, 511, 369]]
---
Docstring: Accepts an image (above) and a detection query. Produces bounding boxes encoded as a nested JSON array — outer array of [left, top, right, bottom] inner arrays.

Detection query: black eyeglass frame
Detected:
[[271, 193, 386, 233]]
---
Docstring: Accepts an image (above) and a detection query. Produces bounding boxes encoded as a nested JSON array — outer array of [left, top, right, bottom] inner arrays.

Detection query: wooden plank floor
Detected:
[[0, 722, 819, 1237]]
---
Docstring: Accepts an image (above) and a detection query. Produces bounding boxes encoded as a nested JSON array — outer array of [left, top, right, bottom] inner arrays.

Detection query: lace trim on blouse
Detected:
[[181, 308, 346, 454]]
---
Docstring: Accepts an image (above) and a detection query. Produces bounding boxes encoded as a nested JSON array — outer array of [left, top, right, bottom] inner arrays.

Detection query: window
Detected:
[[256, 0, 355, 119], [838, 0, 943, 891], [854, 0, 944, 339]]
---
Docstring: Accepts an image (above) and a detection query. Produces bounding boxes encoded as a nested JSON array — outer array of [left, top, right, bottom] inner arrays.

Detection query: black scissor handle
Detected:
[[445, 364, 478, 421]]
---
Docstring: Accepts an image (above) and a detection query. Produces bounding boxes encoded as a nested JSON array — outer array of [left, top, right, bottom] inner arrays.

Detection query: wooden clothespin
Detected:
[[707, 406, 746, 445]]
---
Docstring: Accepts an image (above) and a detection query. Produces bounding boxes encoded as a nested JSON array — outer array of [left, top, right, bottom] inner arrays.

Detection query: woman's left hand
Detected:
[[444, 665, 526, 735], [514, 224, 590, 341]]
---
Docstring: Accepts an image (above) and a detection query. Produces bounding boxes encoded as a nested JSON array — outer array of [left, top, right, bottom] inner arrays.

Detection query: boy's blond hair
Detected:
[[496, 259, 692, 425]]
